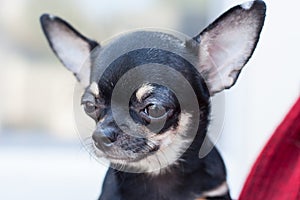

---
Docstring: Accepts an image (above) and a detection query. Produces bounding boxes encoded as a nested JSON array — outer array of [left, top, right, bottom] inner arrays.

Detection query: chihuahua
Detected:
[[40, 1, 266, 199]]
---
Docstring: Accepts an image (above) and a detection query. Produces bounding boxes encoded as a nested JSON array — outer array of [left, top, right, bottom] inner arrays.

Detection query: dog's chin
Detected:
[[91, 139, 187, 174], [92, 141, 159, 164], [106, 151, 158, 163]]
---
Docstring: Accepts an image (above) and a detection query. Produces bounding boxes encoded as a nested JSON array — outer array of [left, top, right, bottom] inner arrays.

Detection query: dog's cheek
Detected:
[[116, 134, 146, 154], [153, 112, 192, 149]]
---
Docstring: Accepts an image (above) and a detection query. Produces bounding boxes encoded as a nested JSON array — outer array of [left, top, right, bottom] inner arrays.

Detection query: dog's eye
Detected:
[[145, 104, 167, 119], [84, 102, 97, 113]]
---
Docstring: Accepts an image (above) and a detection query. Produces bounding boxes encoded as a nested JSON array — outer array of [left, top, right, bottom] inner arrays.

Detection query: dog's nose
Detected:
[[92, 128, 117, 147], [93, 113, 119, 147]]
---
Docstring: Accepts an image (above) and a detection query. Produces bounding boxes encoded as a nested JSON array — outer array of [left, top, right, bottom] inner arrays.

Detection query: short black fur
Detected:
[[97, 48, 229, 200]]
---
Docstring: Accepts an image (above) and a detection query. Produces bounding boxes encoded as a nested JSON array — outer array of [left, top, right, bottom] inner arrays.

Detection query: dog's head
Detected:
[[40, 1, 265, 172]]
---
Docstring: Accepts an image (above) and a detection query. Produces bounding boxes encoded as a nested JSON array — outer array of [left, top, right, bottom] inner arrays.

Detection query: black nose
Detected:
[[92, 128, 117, 147]]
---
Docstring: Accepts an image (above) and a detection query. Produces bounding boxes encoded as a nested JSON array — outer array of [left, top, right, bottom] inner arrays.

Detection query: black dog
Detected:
[[40, 1, 266, 199]]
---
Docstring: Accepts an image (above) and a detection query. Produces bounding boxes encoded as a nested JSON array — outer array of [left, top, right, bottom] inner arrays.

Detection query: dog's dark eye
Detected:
[[84, 102, 97, 113], [145, 104, 167, 119]]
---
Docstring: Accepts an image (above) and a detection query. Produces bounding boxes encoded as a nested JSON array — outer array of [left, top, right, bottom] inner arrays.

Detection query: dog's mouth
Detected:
[[92, 136, 160, 163]]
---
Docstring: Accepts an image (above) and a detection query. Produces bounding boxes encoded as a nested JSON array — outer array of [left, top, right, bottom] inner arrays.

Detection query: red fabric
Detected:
[[239, 97, 300, 200]]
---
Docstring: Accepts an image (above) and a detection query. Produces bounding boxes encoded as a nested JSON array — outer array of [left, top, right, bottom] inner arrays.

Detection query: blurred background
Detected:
[[0, 0, 299, 199]]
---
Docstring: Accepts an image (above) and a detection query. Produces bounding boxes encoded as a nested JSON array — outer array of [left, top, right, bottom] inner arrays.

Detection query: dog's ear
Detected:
[[191, 0, 266, 95], [40, 14, 99, 87]]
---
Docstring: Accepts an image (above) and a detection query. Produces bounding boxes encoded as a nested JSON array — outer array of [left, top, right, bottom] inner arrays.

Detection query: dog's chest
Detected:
[[120, 174, 185, 200], [100, 169, 201, 200]]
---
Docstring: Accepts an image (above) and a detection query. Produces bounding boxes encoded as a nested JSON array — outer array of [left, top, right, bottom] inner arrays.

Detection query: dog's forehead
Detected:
[[102, 30, 187, 54], [89, 30, 196, 83]]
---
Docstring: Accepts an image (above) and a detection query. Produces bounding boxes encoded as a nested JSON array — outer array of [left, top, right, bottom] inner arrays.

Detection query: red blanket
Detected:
[[239, 97, 300, 200]]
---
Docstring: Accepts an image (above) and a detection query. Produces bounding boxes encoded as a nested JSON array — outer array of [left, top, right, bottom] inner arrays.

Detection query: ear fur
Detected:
[[40, 14, 99, 86], [192, 0, 266, 95]]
